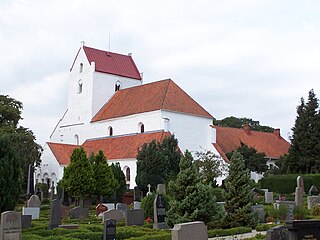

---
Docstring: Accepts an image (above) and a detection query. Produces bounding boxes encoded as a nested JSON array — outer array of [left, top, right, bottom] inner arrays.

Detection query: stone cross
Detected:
[[147, 184, 151, 196]]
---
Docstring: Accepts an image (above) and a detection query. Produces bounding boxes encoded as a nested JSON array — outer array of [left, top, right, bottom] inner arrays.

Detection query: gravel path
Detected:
[[208, 230, 267, 240]]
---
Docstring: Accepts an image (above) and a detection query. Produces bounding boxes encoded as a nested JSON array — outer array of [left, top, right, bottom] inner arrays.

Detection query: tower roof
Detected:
[[71, 46, 142, 80], [92, 79, 212, 122]]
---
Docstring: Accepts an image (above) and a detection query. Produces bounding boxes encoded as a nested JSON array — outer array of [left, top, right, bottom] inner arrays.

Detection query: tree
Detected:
[[92, 150, 117, 202], [166, 150, 220, 227], [62, 147, 93, 203], [110, 163, 127, 202], [222, 151, 258, 228], [136, 135, 181, 193], [288, 90, 320, 173], [0, 95, 42, 211], [213, 116, 274, 132], [226, 143, 267, 174], [194, 150, 227, 186], [0, 134, 22, 212]]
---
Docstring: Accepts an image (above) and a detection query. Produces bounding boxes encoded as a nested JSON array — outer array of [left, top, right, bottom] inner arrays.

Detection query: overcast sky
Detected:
[[1, 0, 320, 145]]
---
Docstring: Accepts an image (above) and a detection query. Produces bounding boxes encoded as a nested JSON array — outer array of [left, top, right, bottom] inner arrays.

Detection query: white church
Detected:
[[36, 44, 290, 189]]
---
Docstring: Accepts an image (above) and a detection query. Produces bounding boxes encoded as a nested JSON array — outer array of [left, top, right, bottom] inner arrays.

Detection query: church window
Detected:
[[125, 167, 130, 182], [79, 63, 83, 73], [74, 134, 79, 145], [78, 80, 83, 93], [108, 126, 113, 136], [138, 122, 145, 133], [115, 81, 121, 92]]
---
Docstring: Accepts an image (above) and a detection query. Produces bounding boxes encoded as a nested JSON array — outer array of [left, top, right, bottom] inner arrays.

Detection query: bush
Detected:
[[208, 227, 252, 238], [294, 206, 307, 220], [256, 223, 277, 231], [312, 204, 320, 216], [260, 174, 320, 194], [141, 193, 156, 221], [212, 188, 225, 202]]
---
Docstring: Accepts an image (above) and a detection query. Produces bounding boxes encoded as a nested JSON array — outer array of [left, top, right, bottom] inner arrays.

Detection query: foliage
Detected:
[[61, 147, 94, 202], [207, 227, 252, 238], [92, 150, 117, 200], [194, 150, 227, 186], [0, 95, 42, 212], [141, 193, 169, 221], [288, 89, 320, 173], [213, 116, 274, 132], [212, 188, 225, 202], [110, 163, 127, 202], [255, 223, 278, 231], [0, 134, 22, 212], [166, 150, 220, 227], [312, 204, 320, 216], [260, 174, 320, 193], [136, 135, 181, 193], [222, 151, 258, 228], [226, 143, 267, 174], [294, 206, 307, 220]]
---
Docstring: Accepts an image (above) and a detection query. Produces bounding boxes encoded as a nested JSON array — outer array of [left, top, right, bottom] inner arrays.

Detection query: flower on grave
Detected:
[[146, 217, 152, 223]]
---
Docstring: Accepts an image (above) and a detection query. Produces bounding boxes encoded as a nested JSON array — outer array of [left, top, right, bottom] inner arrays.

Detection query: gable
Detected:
[[48, 131, 171, 165], [212, 125, 290, 161], [91, 79, 212, 122]]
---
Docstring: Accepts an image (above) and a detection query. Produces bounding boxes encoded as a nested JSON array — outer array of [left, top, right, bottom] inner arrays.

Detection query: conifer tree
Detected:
[[110, 163, 127, 202], [62, 147, 93, 203], [166, 150, 220, 226], [92, 150, 117, 202], [223, 151, 258, 228]]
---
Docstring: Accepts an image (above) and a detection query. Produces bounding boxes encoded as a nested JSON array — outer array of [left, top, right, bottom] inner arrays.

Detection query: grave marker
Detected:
[[69, 206, 89, 219], [172, 221, 207, 240], [264, 192, 273, 203], [48, 199, 61, 230], [153, 194, 168, 229], [96, 203, 108, 216], [295, 175, 304, 207], [116, 203, 127, 217], [102, 209, 124, 223], [126, 209, 144, 226], [0, 211, 22, 240], [104, 219, 116, 240]]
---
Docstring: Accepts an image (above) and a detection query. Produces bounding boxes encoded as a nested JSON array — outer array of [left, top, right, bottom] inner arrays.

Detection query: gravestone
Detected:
[[27, 195, 41, 207], [251, 205, 265, 223], [134, 201, 141, 209], [266, 225, 288, 240], [308, 185, 320, 210], [104, 219, 116, 240], [96, 203, 108, 216], [83, 197, 92, 208], [275, 200, 295, 221], [126, 209, 144, 226], [287, 220, 320, 240], [102, 209, 124, 223], [21, 215, 32, 229], [36, 188, 42, 201], [60, 188, 70, 206], [69, 206, 89, 219], [26, 164, 35, 199], [309, 185, 319, 195], [116, 203, 127, 217], [153, 194, 168, 229], [172, 221, 207, 240], [295, 175, 304, 207], [22, 207, 40, 220], [104, 203, 115, 210], [265, 192, 274, 203], [60, 205, 69, 218], [48, 199, 61, 230], [50, 182, 56, 200], [0, 211, 22, 240], [279, 193, 286, 201]]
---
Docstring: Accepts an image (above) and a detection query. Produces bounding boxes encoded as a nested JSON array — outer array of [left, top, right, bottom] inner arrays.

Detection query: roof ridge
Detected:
[[83, 46, 130, 58], [160, 79, 171, 109]]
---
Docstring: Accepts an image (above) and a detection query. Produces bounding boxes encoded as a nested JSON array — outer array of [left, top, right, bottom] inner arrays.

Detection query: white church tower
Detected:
[[50, 43, 142, 145]]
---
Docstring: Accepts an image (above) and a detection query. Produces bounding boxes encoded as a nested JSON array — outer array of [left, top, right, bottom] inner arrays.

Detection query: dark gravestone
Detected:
[[48, 199, 62, 230], [287, 220, 320, 240], [26, 164, 35, 199], [69, 206, 89, 219], [60, 188, 70, 206], [266, 225, 288, 240], [153, 194, 168, 229], [36, 188, 42, 201], [133, 186, 142, 201], [21, 215, 32, 229], [104, 219, 116, 240], [126, 209, 144, 226], [116, 203, 127, 218]]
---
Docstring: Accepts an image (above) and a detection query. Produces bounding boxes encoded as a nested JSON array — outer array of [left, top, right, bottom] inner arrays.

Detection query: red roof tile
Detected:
[[212, 125, 290, 161], [73, 46, 141, 80], [48, 131, 171, 165], [92, 79, 212, 122]]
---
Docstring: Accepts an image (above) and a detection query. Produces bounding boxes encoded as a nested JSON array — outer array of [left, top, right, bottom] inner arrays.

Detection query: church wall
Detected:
[[90, 110, 163, 138], [107, 159, 137, 189]]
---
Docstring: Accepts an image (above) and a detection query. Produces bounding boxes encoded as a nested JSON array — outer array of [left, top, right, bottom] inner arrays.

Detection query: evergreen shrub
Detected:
[[312, 204, 320, 216], [208, 227, 252, 237]]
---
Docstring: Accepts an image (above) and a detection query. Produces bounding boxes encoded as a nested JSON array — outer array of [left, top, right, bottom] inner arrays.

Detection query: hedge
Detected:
[[260, 174, 320, 194]]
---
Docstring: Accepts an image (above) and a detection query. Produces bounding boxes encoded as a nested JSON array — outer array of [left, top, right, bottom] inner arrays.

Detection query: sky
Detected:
[[1, 0, 320, 145]]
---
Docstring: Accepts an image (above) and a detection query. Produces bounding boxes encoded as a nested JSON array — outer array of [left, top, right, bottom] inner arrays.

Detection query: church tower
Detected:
[[49, 43, 142, 145]]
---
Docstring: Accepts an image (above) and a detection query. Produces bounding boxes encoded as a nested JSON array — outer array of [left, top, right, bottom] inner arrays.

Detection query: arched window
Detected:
[[115, 81, 121, 92], [108, 126, 113, 136], [138, 122, 144, 133], [125, 167, 130, 182], [79, 63, 83, 73], [74, 134, 79, 145], [78, 80, 83, 93]]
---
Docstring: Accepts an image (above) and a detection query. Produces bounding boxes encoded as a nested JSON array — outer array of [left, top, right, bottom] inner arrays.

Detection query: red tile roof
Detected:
[[92, 79, 212, 122], [72, 46, 142, 80], [212, 125, 290, 162], [48, 131, 171, 165]]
